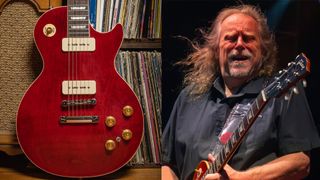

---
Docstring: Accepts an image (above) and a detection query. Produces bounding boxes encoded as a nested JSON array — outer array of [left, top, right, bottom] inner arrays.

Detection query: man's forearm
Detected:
[[244, 152, 310, 180]]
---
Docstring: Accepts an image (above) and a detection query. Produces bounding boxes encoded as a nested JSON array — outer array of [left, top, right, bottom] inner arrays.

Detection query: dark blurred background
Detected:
[[162, 0, 320, 179]]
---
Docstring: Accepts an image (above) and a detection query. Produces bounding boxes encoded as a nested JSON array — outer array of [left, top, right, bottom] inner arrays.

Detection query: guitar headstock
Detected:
[[264, 53, 311, 99]]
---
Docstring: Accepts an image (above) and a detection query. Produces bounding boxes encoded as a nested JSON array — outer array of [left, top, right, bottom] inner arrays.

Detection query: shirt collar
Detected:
[[212, 76, 266, 99]]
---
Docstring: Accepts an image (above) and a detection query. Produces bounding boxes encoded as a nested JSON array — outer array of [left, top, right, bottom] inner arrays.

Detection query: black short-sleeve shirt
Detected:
[[161, 77, 320, 180]]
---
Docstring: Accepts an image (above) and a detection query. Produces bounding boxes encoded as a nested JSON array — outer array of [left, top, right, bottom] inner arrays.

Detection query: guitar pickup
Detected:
[[62, 37, 95, 52], [60, 116, 99, 124], [61, 98, 97, 108], [62, 80, 96, 95]]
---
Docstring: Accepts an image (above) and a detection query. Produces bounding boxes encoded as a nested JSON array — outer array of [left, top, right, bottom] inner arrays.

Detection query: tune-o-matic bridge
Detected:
[[61, 98, 96, 108], [60, 116, 99, 124]]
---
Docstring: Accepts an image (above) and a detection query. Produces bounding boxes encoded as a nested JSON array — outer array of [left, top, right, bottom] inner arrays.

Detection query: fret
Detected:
[[255, 97, 260, 110], [258, 93, 267, 105], [69, 25, 88, 30], [243, 115, 249, 127], [238, 122, 244, 134], [68, 0, 88, 5], [247, 107, 253, 120], [69, 16, 88, 21], [251, 101, 257, 115], [69, 6, 88, 11], [220, 149, 226, 162], [225, 140, 231, 155]]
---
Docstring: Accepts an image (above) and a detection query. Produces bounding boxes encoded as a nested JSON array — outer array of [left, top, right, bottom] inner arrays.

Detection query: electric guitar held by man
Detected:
[[16, 0, 143, 178], [193, 53, 310, 180]]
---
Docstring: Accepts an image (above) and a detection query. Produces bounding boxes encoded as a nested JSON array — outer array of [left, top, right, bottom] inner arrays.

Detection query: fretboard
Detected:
[[209, 92, 268, 173], [68, 0, 90, 37]]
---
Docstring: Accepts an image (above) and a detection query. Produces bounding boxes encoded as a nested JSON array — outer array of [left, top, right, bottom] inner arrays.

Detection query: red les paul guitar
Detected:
[[16, 0, 143, 178]]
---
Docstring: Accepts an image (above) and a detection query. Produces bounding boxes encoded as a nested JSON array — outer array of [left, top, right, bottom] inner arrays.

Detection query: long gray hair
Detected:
[[179, 5, 277, 98]]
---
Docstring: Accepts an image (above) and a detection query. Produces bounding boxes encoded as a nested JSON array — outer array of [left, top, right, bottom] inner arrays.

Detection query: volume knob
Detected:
[[122, 105, 134, 117], [105, 116, 116, 127]]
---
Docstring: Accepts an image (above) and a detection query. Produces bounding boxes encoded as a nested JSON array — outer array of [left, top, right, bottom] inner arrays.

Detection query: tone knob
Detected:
[[122, 105, 134, 117], [105, 140, 116, 151], [105, 116, 116, 127], [122, 129, 133, 141]]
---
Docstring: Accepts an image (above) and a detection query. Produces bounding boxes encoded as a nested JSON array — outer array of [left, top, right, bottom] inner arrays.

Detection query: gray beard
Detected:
[[228, 61, 254, 78]]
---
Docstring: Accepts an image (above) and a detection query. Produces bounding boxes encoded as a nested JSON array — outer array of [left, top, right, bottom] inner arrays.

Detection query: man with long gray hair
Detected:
[[162, 5, 320, 180]]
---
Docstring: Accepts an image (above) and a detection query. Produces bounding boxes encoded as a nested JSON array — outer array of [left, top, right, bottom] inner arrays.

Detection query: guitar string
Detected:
[[72, 0, 76, 118], [81, 0, 86, 116], [75, 0, 79, 118], [84, 0, 88, 113], [82, 0, 88, 116], [67, 2, 73, 116]]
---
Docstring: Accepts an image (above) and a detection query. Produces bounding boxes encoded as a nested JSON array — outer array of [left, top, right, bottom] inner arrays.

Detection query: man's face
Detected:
[[218, 13, 262, 81]]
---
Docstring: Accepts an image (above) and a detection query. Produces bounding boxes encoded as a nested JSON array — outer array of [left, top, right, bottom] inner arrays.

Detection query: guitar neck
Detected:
[[209, 92, 269, 173], [68, 0, 90, 37]]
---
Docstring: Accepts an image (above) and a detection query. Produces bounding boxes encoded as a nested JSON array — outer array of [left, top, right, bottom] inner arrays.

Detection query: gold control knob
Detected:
[[105, 116, 116, 127], [105, 140, 116, 151], [122, 129, 133, 141], [122, 105, 134, 117], [43, 24, 56, 37]]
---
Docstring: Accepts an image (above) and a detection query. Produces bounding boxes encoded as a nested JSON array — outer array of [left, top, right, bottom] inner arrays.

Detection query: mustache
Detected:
[[227, 50, 253, 60]]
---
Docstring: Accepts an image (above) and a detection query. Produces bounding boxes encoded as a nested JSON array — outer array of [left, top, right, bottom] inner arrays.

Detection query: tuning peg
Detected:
[[302, 79, 307, 88], [284, 93, 290, 100], [292, 86, 299, 94]]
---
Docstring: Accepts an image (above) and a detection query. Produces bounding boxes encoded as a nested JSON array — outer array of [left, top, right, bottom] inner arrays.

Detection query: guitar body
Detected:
[[16, 6, 143, 178], [194, 160, 210, 180]]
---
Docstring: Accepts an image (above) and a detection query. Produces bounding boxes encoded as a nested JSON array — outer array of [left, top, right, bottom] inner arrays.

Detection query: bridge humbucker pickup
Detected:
[[60, 116, 99, 124], [61, 98, 97, 108]]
